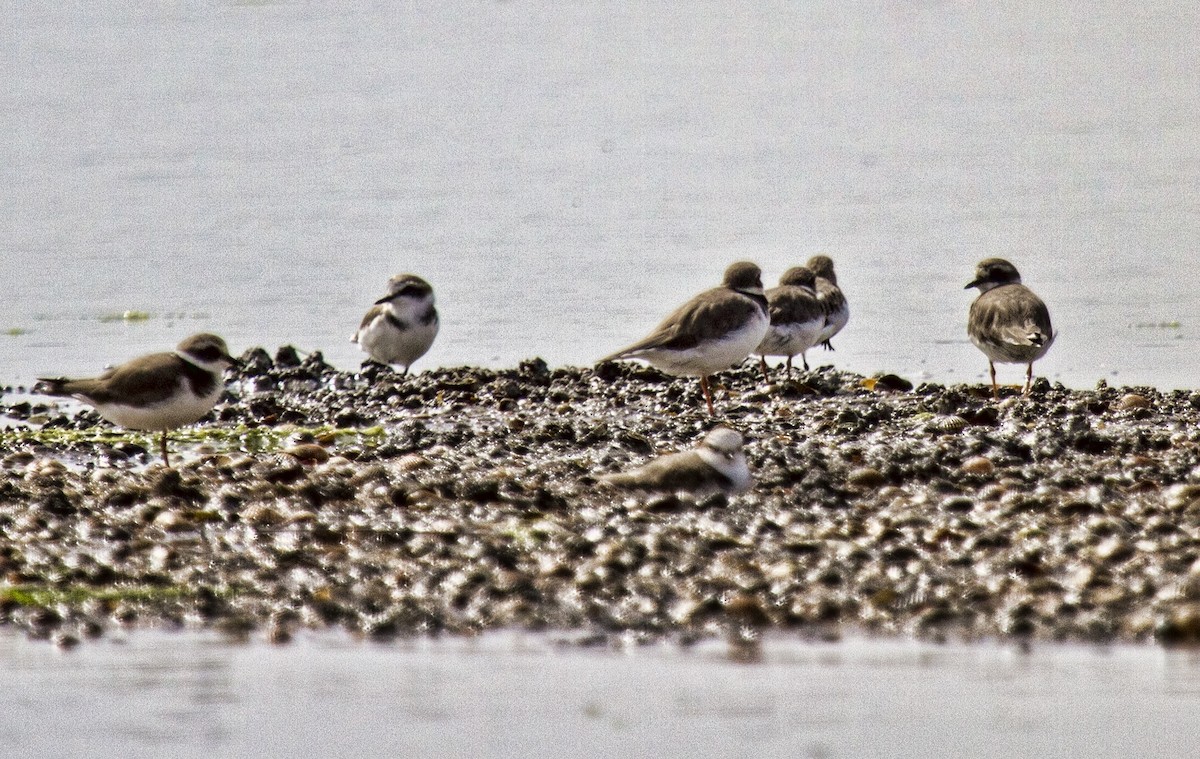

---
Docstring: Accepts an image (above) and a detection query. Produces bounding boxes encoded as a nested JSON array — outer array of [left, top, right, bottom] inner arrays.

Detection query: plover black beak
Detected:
[[224, 354, 244, 369], [964, 278, 982, 290]]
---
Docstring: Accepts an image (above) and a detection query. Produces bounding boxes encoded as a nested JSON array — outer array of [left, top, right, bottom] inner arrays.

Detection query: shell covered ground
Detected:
[[3, 346, 1200, 649]]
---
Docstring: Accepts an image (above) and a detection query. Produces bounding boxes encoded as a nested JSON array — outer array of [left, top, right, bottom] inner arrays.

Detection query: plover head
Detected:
[[175, 333, 241, 372], [778, 266, 817, 289], [723, 261, 765, 298], [700, 426, 744, 460], [697, 426, 751, 491], [965, 258, 1022, 294], [805, 255, 837, 283], [377, 274, 435, 305]]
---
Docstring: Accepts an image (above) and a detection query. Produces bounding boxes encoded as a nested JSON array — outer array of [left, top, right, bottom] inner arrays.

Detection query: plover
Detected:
[[806, 255, 849, 351], [756, 265, 825, 380], [965, 257, 1055, 399], [599, 426, 751, 495], [34, 333, 241, 467], [599, 261, 769, 415], [351, 274, 439, 374]]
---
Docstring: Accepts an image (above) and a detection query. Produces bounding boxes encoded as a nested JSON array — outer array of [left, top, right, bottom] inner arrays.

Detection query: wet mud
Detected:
[[3, 347, 1200, 649]]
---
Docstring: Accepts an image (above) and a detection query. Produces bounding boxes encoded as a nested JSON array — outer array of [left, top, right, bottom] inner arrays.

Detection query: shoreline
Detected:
[[2, 347, 1200, 648]]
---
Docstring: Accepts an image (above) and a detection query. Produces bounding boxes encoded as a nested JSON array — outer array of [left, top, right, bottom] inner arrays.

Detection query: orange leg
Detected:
[[758, 356, 771, 384], [989, 361, 999, 401], [1024, 363, 1033, 396], [785, 356, 793, 379], [700, 375, 716, 415], [161, 431, 171, 468]]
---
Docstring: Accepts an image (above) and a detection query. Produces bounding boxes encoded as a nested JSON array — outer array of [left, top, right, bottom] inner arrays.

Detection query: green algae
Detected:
[[0, 584, 198, 608], [0, 424, 388, 457], [98, 310, 153, 323]]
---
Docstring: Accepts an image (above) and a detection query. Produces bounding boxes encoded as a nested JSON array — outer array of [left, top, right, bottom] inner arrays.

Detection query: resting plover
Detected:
[[599, 261, 769, 415], [34, 333, 241, 467], [756, 265, 825, 380], [351, 274, 439, 374], [965, 257, 1055, 399], [806, 255, 849, 351], [599, 426, 751, 495]]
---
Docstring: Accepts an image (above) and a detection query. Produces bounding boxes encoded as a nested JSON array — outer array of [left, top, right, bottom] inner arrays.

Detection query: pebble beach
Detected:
[[3, 348, 1200, 649]]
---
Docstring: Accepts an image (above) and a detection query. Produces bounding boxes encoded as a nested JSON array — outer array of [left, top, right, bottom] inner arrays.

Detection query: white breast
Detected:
[[356, 302, 439, 369], [758, 317, 825, 357], [90, 382, 223, 431], [696, 447, 752, 493], [646, 310, 769, 377], [819, 302, 850, 342]]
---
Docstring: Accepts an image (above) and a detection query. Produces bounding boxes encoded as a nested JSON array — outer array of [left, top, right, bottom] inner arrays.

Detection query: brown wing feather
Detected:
[[969, 285, 1053, 347], [45, 352, 187, 407], [602, 451, 729, 491], [815, 279, 846, 315], [603, 288, 760, 359], [356, 305, 385, 333], [767, 286, 824, 326]]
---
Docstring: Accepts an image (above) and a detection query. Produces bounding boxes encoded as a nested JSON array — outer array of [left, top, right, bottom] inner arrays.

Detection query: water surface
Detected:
[[3, 631, 1200, 758], [2, 2, 1199, 388]]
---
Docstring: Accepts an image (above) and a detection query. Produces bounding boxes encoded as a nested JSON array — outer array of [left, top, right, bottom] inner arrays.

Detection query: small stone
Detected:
[[1156, 605, 1200, 646], [723, 594, 771, 627], [847, 467, 886, 489], [961, 456, 995, 475], [397, 454, 432, 472], [243, 504, 286, 527], [872, 374, 914, 392], [1095, 537, 1133, 563], [1114, 393, 1150, 410], [152, 509, 192, 532], [284, 444, 331, 464]]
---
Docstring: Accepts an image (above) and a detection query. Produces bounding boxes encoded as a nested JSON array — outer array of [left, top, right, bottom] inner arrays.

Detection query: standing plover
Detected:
[[756, 265, 825, 380], [351, 274, 439, 374], [599, 426, 751, 494], [807, 255, 849, 351], [965, 257, 1055, 399], [35, 333, 241, 467], [599, 261, 769, 415]]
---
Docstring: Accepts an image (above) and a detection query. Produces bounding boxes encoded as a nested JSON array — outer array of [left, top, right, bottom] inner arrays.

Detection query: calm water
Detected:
[[1, 631, 1199, 758], [2, 2, 1199, 389]]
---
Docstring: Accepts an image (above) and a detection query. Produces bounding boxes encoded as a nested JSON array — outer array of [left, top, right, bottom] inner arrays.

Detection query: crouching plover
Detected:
[[351, 274, 439, 374], [34, 333, 241, 467], [599, 427, 751, 495], [965, 258, 1055, 399], [599, 261, 769, 415], [756, 265, 825, 380], [807, 255, 849, 351]]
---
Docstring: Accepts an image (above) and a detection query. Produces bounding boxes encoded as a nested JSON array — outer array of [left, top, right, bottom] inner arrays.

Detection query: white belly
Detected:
[[819, 303, 850, 342], [697, 448, 752, 493], [91, 385, 223, 431], [642, 312, 768, 377], [970, 333, 1054, 365], [356, 315, 439, 369], [757, 318, 825, 357]]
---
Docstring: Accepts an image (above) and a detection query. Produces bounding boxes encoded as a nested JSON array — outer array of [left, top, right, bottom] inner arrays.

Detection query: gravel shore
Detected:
[[3, 347, 1200, 649]]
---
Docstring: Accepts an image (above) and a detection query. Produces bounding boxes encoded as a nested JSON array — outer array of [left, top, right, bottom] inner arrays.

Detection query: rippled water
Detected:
[[3, 2, 1199, 389], [2, 631, 1199, 759]]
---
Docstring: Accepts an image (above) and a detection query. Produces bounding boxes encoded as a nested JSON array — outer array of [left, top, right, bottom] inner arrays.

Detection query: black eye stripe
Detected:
[[396, 284, 430, 298]]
